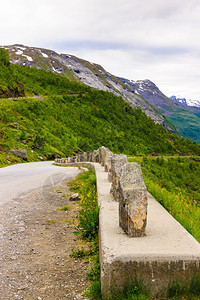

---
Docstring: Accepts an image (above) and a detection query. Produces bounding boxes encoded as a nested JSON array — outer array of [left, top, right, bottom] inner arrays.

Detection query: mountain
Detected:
[[2, 44, 200, 143], [118, 78, 200, 144], [2, 44, 177, 132], [0, 47, 200, 168], [171, 95, 200, 110]]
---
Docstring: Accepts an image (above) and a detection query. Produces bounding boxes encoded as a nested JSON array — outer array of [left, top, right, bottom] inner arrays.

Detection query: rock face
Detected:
[[110, 154, 128, 202], [8, 148, 27, 160], [118, 162, 147, 237]]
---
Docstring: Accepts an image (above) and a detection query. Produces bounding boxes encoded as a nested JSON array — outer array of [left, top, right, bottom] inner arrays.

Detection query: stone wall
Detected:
[[55, 148, 200, 298], [55, 146, 147, 237]]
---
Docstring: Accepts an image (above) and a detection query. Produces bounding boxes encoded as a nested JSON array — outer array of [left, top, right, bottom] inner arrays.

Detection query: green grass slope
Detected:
[[0, 49, 200, 166], [160, 104, 200, 144], [0, 48, 25, 97], [119, 78, 200, 144], [1, 90, 200, 165]]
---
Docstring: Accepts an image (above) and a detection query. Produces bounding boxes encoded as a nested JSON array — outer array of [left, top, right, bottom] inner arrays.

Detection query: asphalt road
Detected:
[[0, 161, 81, 205], [0, 161, 89, 299]]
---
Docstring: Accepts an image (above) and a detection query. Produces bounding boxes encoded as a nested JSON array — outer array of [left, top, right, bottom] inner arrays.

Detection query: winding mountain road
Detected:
[[0, 161, 80, 205]]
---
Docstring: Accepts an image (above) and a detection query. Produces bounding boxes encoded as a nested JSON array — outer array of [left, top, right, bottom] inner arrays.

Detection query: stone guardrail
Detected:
[[55, 147, 200, 297], [55, 146, 147, 237]]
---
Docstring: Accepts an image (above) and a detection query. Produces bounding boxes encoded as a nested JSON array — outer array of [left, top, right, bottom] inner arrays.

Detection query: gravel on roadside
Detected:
[[0, 179, 91, 300]]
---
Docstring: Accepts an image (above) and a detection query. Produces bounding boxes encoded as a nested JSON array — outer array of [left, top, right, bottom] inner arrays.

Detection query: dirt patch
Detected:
[[0, 179, 91, 300]]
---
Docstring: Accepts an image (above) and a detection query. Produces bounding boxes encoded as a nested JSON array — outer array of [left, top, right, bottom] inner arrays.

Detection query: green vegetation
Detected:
[[0, 48, 24, 97], [12, 63, 86, 96], [0, 89, 200, 164], [1, 90, 200, 166], [68, 169, 100, 297], [0, 48, 200, 167], [68, 169, 99, 241], [45, 219, 56, 223], [160, 105, 200, 144], [166, 275, 200, 299], [129, 156, 200, 243], [58, 206, 70, 211], [0, 47, 86, 97]]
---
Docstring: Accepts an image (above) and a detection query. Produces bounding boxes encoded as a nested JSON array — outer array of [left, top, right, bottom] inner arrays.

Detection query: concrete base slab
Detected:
[[94, 163, 200, 298]]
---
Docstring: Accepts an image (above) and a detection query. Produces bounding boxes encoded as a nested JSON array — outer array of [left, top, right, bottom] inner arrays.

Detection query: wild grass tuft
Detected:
[[58, 206, 70, 211], [68, 169, 99, 241]]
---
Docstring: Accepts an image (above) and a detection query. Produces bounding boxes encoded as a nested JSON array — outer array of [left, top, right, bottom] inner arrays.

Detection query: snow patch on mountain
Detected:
[[40, 51, 48, 58], [186, 99, 200, 108], [171, 96, 200, 108], [16, 50, 23, 55], [23, 55, 33, 62], [17, 46, 26, 51]]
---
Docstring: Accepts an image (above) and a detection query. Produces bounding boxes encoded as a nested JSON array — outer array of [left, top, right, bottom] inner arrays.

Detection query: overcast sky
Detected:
[[1, 0, 200, 99]]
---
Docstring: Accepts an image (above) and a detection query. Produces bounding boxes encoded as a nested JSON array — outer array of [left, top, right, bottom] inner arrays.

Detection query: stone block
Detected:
[[68, 156, 77, 163], [78, 153, 84, 162], [99, 146, 106, 165], [86, 151, 90, 161], [101, 147, 110, 166], [8, 148, 28, 161], [110, 154, 128, 201], [118, 162, 147, 237], [83, 152, 87, 162], [104, 151, 113, 173], [90, 151, 94, 162], [92, 149, 99, 162]]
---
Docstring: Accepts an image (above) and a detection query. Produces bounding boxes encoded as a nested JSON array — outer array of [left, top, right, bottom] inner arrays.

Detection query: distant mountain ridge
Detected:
[[170, 95, 200, 110], [2, 44, 200, 143], [117, 77, 200, 144]]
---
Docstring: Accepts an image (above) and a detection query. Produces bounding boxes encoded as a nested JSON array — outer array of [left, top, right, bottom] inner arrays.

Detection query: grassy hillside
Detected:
[[1, 90, 200, 165], [159, 104, 200, 144], [0, 49, 200, 166], [119, 78, 200, 144], [0, 48, 87, 97], [0, 48, 25, 97], [129, 156, 200, 243]]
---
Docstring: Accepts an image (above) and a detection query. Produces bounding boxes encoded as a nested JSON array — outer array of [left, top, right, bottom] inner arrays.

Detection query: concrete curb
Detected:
[[55, 161, 200, 297]]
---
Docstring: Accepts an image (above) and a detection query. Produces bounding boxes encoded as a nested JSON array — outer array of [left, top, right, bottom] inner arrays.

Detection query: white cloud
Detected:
[[1, 0, 200, 99]]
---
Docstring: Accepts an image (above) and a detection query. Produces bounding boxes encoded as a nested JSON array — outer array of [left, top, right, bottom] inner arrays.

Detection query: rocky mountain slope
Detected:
[[118, 78, 200, 144], [2, 44, 175, 132], [2, 44, 200, 142]]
